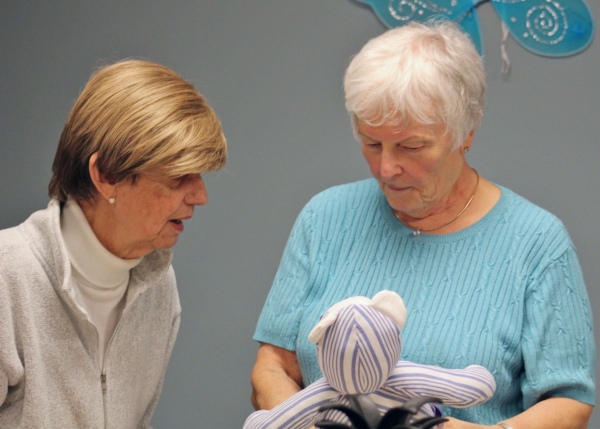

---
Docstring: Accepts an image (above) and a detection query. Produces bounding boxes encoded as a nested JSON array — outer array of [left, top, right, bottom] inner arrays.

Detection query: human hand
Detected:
[[440, 416, 496, 429]]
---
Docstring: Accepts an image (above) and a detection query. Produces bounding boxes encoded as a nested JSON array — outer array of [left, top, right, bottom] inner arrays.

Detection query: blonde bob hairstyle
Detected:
[[344, 20, 485, 150], [49, 59, 227, 203]]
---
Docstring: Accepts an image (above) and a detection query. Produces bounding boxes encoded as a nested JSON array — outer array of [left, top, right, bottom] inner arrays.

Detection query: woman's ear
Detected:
[[462, 130, 475, 153], [88, 152, 116, 202]]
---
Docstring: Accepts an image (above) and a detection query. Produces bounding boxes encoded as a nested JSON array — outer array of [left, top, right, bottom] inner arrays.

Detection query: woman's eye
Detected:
[[400, 142, 425, 151], [169, 176, 186, 188]]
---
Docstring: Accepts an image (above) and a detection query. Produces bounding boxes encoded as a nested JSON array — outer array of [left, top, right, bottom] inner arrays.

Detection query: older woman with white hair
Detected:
[[0, 59, 227, 428], [249, 21, 595, 429]]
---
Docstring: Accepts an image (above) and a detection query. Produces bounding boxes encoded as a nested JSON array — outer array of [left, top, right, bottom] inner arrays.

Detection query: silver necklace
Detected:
[[395, 169, 480, 237]]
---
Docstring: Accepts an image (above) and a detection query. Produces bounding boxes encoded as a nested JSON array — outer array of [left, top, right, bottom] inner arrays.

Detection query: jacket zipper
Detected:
[[99, 288, 139, 428], [101, 306, 127, 429], [101, 369, 108, 429]]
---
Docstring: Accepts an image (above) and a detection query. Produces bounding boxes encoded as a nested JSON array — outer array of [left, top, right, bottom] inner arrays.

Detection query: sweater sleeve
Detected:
[[253, 203, 316, 351], [0, 277, 10, 407], [521, 243, 596, 409], [0, 240, 25, 410]]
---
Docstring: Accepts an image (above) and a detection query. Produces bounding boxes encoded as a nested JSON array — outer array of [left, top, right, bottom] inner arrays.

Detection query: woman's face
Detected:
[[358, 120, 469, 220], [106, 172, 208, 259]]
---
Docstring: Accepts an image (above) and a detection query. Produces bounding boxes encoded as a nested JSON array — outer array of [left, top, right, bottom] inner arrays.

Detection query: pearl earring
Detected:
[[108, 197, 115, 204]]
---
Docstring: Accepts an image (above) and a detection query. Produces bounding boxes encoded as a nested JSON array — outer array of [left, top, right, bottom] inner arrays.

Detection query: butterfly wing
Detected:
[[457, 8, 484, 54], [356, 0, 484, 54], [356, 0, 474, 25], [490, 0, 595, 57]]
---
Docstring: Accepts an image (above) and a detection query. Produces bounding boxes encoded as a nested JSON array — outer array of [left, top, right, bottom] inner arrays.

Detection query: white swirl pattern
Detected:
[[388, 0, 451, 21], [525, 2, 567, 45]]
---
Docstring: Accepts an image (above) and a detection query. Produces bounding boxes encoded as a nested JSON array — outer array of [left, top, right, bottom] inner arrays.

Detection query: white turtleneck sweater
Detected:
[[60, 199, 142, 367]]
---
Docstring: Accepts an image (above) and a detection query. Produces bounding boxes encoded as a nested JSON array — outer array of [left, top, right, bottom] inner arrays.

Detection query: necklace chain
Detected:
[[394, 169, 480, 237]]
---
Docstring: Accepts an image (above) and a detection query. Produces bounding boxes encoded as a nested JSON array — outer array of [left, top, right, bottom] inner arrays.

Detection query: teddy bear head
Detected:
[[307, 290, 407, 394]]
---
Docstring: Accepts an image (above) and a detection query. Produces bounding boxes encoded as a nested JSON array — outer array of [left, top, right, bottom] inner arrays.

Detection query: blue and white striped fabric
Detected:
[[317, 305, 400, 394], [243, 300, 496, 429]]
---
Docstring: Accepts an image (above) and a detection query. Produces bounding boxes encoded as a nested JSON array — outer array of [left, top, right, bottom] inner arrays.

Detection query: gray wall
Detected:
[[1, 2, 598, 428]]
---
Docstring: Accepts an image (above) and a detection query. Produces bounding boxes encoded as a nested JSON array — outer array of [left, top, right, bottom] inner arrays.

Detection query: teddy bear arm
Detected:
[[242, 378, 339, 429], [382, 361, 496, 408]]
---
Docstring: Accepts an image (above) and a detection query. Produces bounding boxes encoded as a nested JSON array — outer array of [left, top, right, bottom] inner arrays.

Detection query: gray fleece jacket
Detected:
[[0, 200, 181, 428]]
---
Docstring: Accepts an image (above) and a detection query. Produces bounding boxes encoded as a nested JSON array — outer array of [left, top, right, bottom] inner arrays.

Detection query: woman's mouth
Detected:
[[169, 219, 184, 232], [386, 183, 409, 192]]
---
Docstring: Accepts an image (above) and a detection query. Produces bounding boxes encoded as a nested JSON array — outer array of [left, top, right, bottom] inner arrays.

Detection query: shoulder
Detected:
[[500, 187, 555, 216], [500, 187, 567, 233], [126, 258, 181, 320], [0, 227, 32, 281], [496, 186, 574, 256], [1, 201, 61, 248], [133, 250, 176, 295], [302, 179, 379, 215], [291, 179, 380, 232], [310, 179, 378, 202], [0, 202, 60, 272], [0, 225, 24, 254]]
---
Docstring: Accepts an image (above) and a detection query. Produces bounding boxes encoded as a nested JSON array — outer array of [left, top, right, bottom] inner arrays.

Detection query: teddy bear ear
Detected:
[[307, 311, 337, 344], [371, 290, 407, 330], [308, 295, 373, 344]]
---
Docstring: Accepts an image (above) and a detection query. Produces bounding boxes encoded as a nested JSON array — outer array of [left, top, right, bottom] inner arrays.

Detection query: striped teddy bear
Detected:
[[243, 290, 496, 429]]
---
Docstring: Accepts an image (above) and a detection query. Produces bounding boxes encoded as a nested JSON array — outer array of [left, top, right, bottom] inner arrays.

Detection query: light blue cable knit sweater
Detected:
[[254, 178, 595, 424]]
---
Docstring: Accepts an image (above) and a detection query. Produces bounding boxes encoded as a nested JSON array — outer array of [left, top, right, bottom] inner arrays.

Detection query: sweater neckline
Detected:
[[377, 181, 509, 243]]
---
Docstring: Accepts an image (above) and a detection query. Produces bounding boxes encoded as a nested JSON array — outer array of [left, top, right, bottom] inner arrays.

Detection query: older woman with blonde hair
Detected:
[[250, 21, 594, 429], [0, 59, 227, 428]]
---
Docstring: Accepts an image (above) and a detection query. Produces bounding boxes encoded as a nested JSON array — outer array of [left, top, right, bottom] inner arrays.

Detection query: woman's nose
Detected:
[[185, 174, 208, 206], [380, 149, 401, 179]]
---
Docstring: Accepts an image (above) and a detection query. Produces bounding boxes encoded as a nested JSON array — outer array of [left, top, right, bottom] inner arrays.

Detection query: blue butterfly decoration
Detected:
[[357, 0, 594, 57]]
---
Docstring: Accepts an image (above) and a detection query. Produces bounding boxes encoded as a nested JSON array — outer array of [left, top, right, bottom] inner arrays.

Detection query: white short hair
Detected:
[[344, 20, 485, 149]]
